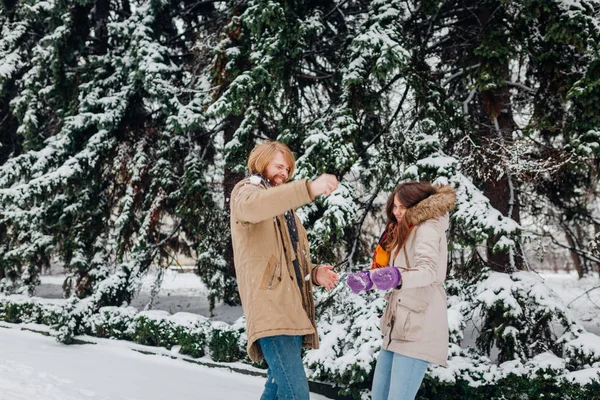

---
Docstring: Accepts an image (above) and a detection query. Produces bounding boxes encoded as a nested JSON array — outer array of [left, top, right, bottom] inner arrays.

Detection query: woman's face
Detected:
[[392, 195, 407, 222]]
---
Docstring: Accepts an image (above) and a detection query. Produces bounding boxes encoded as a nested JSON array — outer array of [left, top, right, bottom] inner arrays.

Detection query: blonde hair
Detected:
[[247, 141, 296, 180]]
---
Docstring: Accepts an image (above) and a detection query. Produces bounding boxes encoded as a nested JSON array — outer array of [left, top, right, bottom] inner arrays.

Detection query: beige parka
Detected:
[[230, 176, 321, 362], [380, 185, 456, 366]]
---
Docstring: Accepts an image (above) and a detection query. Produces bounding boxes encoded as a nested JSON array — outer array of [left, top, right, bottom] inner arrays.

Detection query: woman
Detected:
[[346, 181, 456, 400]]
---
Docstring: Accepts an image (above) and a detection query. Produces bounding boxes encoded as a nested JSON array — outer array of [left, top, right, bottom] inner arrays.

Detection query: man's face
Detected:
[[264, 151, 291, 186]]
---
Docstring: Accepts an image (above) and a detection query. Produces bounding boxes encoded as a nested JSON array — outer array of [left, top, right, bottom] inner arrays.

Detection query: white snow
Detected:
[[29, 267, 600, 391], [0, 324, 333, 400], [563, 367, 600, 385]]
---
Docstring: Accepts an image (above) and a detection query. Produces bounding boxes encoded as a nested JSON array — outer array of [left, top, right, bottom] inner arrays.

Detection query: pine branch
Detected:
[[442, 63, 481, 86], [545, 231, 600, 264], [504, 81, 536, 94], [323, 0, 350, 21], [151, 222, 182, 249], [356, 85, 411, 160], [567, 285, 600, 309], [347, 182, 383, 270], [377, 72, 404, 96]]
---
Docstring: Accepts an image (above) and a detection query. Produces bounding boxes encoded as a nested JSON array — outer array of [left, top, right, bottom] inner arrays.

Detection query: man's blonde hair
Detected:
[[247, 141, 296, 180]]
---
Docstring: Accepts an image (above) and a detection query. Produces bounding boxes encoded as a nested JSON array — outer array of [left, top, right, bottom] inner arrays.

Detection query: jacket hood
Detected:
[[406, 184, 456, 227]]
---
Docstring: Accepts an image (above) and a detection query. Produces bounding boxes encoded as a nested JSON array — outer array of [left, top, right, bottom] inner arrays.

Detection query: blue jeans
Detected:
[[371, 349, 429, 400], [258, 335, 309, 400]]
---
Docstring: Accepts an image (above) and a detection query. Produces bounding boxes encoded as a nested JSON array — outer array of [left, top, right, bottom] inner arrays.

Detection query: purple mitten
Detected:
[[371, 267, 402, 290], [346, 271, 373, 294]]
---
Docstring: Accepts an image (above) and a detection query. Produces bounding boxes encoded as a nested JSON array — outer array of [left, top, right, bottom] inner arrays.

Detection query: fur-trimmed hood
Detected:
[[406, 184, 456, 227]]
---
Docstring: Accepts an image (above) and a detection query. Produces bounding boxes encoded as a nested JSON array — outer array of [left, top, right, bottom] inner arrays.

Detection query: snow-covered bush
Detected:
[[3, 282, 600, 399], [90, 308, 211, 358], [209, 321, 243, 363], [562, 332, 600, 370], [422, 364, 600, 400], [88, 306, 138, 340], [131, 312, 180, 349], [0, 295, 63, 326], [470, 269, 571, 363]]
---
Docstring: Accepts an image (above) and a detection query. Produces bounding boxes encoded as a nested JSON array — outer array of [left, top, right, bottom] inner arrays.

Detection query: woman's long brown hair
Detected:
[[383, 181, 437, 259]]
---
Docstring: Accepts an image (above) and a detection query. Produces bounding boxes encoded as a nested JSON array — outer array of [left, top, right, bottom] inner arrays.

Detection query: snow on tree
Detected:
[[0, 0, 230, 336], [0, 0, 599, 394]]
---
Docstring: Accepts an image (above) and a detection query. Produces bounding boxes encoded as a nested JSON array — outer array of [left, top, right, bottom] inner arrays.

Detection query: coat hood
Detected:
[[406, 184, 456, 228]]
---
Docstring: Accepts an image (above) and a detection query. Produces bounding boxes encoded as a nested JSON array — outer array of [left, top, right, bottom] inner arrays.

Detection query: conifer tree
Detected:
[[390, 0, 600, 364], [0, 0, 233, 332], [0, 0, 598, 360]]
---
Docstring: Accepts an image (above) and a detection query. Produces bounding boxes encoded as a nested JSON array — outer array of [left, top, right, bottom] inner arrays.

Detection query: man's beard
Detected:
[[266, 173, 285, 186]]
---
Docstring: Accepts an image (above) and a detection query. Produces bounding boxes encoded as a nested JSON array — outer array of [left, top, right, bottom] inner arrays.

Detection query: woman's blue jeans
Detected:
[[257, 335, 309, 400], [371, 349, 429, 400]]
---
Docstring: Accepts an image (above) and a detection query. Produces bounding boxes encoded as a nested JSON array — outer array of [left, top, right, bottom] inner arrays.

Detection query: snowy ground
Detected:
[[4, 268, 600, 399], [0, 324, 334, 400], [538, 270, 600, 333]]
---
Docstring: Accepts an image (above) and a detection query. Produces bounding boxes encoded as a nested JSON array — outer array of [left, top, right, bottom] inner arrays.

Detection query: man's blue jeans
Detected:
[[371, 349, 429, 400], [257, 335, 309, 400]]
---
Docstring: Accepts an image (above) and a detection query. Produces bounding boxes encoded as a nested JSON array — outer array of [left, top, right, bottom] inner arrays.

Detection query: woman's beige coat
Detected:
[[380, 185, 456, 366], [230, 176, 321, 362]]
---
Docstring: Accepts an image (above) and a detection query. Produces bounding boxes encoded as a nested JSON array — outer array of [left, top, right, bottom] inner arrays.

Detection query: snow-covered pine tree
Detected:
[[206, 0, 360, 267], [520, 0, 600, 278], [207, 0, 424, 269], [390, 0, 600, 367], [0, 0, 235, 336]]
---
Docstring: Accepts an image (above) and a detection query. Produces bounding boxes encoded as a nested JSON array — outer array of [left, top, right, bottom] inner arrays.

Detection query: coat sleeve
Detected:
[[310, 264, 321, 286], [231, 179, 314, 224], [399, 221, 443, 289]]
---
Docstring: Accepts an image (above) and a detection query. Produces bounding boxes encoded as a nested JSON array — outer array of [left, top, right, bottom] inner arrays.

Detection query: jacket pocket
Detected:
[[259, 255, 282, 290], [390, 294, 429, 342], [379, 291, 395, 335]]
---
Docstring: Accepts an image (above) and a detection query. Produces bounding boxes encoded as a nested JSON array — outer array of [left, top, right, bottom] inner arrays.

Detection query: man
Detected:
[[230, 140, 339, 400]]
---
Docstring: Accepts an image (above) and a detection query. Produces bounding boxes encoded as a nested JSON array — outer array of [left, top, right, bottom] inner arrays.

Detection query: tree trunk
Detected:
[[564, 229, 584, 279], [93, 0, 110, 55], [479, 70, 524, 272], [0, 95, 20, 165]]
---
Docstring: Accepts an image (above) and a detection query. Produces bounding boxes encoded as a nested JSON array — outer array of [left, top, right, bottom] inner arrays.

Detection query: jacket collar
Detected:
[[406, 185, 456, 227], [247, 174, 270, 188]]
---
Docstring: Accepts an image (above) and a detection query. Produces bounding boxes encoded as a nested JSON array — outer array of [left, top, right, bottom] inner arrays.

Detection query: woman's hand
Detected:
[[346, 270, 373, 294], [315, 265, 339, 291], [371, 267, 402, 290]]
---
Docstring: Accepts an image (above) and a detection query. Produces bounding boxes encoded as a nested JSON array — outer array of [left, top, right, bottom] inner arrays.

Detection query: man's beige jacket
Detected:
[[230, 176, 320, 362]]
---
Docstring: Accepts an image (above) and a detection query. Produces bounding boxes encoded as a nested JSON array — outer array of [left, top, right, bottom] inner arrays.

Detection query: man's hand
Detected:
[[308, 174, 339, 198], [315, 265, 339, 291]]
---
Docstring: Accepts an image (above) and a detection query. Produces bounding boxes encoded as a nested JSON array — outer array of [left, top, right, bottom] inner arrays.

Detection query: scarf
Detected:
[[370, 225, 415, 270]]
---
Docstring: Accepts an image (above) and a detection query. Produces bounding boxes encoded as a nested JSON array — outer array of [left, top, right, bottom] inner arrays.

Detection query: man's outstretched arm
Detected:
[[231, 174, 338, 224]]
